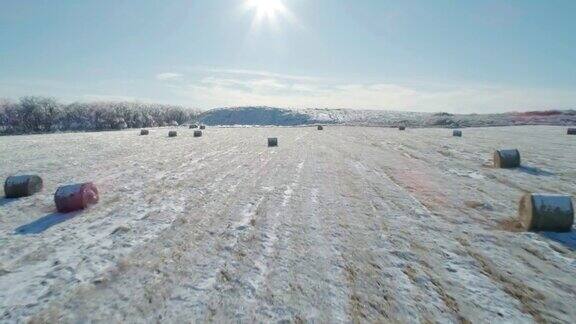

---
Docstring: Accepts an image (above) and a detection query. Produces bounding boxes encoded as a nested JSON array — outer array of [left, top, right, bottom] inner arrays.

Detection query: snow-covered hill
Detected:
[[200, 106, 576, 128]]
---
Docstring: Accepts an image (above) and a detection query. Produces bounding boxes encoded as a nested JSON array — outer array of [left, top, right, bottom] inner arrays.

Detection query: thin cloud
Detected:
[[156, 73, 183, 81], [165, 74, 576, 112], [192, 66, 322, 82]]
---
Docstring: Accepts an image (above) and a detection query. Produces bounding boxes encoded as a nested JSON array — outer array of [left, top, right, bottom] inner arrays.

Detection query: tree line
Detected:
[[0, 97, 201, 135]]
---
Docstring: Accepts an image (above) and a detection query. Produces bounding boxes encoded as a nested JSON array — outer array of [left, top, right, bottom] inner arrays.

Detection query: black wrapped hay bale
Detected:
[[140, 129, 149, 135], [519, 193, 574, 232], [194, 130, 202, 137], [399, 126, 406, 131], [268, 138, 278, 147], [54, 182, 99, 213], [168, 131, 178, 137], [453, 130, 462, 137], [199, 125, 206, 130], [568, 128, 576, 135], [189, 124, 198, 129], [317, 125, 324, 130], [494, 149, 520, 168], [4, 175, 43, 198]]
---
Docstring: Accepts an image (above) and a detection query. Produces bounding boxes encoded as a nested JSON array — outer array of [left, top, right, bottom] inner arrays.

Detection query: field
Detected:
[[1, 126, 575, 322]]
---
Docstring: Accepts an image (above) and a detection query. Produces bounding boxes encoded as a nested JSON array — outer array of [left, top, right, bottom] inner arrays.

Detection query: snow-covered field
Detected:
[[0, 126, 575, 322]]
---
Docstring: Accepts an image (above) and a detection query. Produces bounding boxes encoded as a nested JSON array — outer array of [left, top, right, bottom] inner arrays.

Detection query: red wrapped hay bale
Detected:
[[168, 131, 178, 137], [54, 182, 99, 213], [4, 175, 43, 198], [194, 130, 202, 137], [519, 193, 574, 232], [493, 149, 520, 168]]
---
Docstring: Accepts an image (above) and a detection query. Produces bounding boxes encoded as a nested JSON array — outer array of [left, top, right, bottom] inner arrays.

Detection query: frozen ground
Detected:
[[0, 125, 575, 323]]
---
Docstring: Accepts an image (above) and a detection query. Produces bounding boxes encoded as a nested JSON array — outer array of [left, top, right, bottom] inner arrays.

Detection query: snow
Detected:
[[0, 125, 575, 322]]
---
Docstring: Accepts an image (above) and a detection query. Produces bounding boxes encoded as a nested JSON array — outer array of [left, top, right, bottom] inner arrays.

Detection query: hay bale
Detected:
[[54, 182, 99, 213], [194, 130, 202, 137], [140, 129, 149, 136], [494, 149, 520, 168], [568, 128, 576, 135], [317, 125, 324, 130], [4, 175, 43, 198], [268, 138, 278, 147], [168, 131, 178, 137], [199, 125, 206, 130], [399, 126, 406, 131], [519, 193, 574, 232], [189, 124, 198, 129], [453, 130, 462, 137]]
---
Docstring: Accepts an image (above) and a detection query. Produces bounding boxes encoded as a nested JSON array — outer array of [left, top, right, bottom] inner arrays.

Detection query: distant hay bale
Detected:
[[140, 129, 149, 135], [199, 125, 206, 130], [189, 124, 198, 129], [4, 175, 43, 198], [54, 182, 99, 213], [399, 126, 406, 131], [519, 193, 574, 232], [453, 130, 462, 137], [493, 149, 520, 168], [168, 131, 178, 137], [194, 130, 202, 137], [317, 125, 324, 130], [268, 138, 278, 147], [568, 128, 576, 135]]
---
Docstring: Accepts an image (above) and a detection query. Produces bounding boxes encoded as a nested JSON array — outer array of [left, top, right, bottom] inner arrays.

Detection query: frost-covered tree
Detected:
[[0, 97, 200, 135]]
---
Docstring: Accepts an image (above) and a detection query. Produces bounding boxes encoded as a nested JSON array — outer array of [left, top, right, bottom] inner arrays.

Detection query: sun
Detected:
[[245, 0, 287, 22]]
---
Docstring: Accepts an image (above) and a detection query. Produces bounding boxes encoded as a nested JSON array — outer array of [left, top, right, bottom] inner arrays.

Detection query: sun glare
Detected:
[[246, 0, 287, 22]]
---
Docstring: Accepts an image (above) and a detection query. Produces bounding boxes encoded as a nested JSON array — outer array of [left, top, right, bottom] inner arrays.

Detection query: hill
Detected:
[[200, 106, 576, 128]]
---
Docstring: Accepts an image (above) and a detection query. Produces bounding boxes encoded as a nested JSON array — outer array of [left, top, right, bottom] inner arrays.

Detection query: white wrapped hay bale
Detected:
[[399, 126, 406, 131], [317, 125, 324, 130], [453, 130, 462, 137], [268, 138, 278, 147], [568, 128, 576, 135], [168, 131, 178, 137], [493, 149, 520, 168], [140, 129, 149, 135], [54, 182, 99, 213], [519, 193, 574, 232], [194, 130, 202, 137], [4, 175, 43, 198]]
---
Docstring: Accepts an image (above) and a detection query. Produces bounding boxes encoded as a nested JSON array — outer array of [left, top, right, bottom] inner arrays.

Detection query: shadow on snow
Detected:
[[542, 229, 576, 250], [0, 198, 18, 207], [517, 165, 554, 176], [15, 212, 79, 235]]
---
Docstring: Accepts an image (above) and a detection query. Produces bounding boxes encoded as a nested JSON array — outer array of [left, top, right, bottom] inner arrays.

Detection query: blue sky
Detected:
[[1, 0, 575, 112]]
